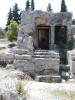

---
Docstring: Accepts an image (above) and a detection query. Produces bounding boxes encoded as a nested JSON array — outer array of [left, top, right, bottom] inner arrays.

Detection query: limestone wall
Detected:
[[13, 50, 60, 73], [21, 10, 72, 26], [17, 10, 72, 49], [67, 50, 75, 74]]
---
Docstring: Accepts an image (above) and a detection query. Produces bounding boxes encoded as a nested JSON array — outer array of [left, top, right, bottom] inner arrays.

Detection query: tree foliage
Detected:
[[6, 20, 19, 41], [60, 0, 68, 12], [72, 19, 75, 25], [6, 8, 13, 31], [47, 3, 52, 12], [31, 0, 35, 10], [25, 0, 30, 11], [13, 3, 20, 24]]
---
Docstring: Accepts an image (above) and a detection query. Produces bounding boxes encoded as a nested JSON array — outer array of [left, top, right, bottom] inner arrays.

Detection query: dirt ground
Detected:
[[0, 68, 75, 100]]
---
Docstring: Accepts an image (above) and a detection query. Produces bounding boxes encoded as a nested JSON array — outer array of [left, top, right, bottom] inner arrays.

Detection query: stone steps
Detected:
[[32, 55, 51, 58], [33, 50, 59, 59], [34, 52, 51, 55], [32, 55, 59, 58], [15, 54, 32, 60], [36, 75, 61, 83], [35, 50, 49, 52]]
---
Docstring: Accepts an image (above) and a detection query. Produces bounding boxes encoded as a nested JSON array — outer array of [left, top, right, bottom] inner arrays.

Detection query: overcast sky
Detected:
[[0, 0, 75, 28]]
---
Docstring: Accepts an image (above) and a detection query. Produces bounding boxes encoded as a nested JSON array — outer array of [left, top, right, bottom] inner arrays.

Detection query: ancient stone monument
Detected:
[[13, 10, 72, 76], [17, 10, 72, 50], [0, 10, 73, 79]]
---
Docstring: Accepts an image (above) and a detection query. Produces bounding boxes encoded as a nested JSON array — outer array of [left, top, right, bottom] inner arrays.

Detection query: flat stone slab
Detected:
[[15, 54, 32, 60], [0, 53, 15, 62], [36, 75, 61, 82], [12, 48, 29, 55]]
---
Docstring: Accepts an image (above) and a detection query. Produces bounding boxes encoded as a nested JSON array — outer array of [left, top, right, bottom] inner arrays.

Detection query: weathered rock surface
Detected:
[[0, 53, 15, 62], [0, 69, 75, 100], [67, 49, 75, 75], [17, 10, 72, 49], [0, 69, 33, 100], [13, 50, 60, 73]]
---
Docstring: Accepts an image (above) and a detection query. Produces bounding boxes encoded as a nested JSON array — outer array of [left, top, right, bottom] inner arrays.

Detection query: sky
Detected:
[[0, 0, 75, 28]]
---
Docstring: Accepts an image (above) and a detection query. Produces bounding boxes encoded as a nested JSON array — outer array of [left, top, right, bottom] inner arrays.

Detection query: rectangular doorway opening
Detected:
[[55, 26, 67, 45], [37, 26, 50, 50]]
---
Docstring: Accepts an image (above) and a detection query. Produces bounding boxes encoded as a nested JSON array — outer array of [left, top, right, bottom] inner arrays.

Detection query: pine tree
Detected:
[[61, 0, 68, 12], [47, 3, 52, 12], [31, 0, 35, 10], [13, 3, 20, 23], [25, 0, 30, 11], [6, 8, 13, 31]]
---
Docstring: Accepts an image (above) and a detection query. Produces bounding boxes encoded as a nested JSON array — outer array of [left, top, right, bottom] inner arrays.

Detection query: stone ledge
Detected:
[[12, 48, 29, 55], [36, 75, 61, 82], [15, 54, 32, 60]]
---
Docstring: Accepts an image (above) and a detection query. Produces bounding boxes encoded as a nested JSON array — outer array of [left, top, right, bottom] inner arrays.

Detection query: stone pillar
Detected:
[[67, 25, 72, 41], [50, 25, 55, 49]]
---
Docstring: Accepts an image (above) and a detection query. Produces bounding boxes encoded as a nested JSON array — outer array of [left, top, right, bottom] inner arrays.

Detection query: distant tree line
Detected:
[[47, 0, 68, 12], [6, 0, 68, 30], [6, 3, 20, 31], [25, 0, 35, 11]]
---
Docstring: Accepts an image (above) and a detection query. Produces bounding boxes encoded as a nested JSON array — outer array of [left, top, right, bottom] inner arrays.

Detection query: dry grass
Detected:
[[16, 80, 28, 99]]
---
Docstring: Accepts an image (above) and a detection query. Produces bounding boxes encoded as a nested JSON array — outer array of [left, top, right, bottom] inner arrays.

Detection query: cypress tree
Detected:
[[6, 8, 13, 31], [25, 0, 30, 11], [61, 0, 68, 12], [13, 3, 20, 23], [31, 0, 35, 10], [47, 3, 52, 12]]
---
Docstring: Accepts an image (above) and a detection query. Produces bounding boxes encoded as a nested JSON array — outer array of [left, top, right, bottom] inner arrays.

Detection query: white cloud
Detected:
[[0, 0, 75, 28]]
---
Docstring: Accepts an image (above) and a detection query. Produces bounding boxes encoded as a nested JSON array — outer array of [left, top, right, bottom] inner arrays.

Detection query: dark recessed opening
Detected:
[[37, 26, 50, 50], [55, 26, 67, 45]]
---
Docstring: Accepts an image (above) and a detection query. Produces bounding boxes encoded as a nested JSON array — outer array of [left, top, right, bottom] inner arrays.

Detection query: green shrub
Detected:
[[67, 40, 74, 50], [6, 20, 19, 41], [0, 61, 7, 67], [16, 81, 25, 96], [59, 42, 65, 49]]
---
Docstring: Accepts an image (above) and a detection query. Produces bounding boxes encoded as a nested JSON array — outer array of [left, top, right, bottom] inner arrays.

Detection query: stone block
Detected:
[[13, 49, 28, 55], [15, 54, 32, 60], [36, 75, 61, 82], [13, 60, 35, 71], [32, 58, 60, 72]]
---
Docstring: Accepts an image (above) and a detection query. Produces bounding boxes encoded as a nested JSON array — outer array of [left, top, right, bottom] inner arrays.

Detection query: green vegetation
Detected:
[[0, 61, 7, 68], [60, 0, 68, 12], [16, 81, 27, 99], [72, 19, 75, 25], [67, 40, 74, 50], [6, 8, 13, 31], [47, 3, 52, 12], [6, 20, 19, 41], [25, 0, 30, 11], [6, 3, 20, 31], [31, 0, 35, 10], [13, 3, 20, 24], [73, 59, 75, 61], [16, 81, 25, 96]]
